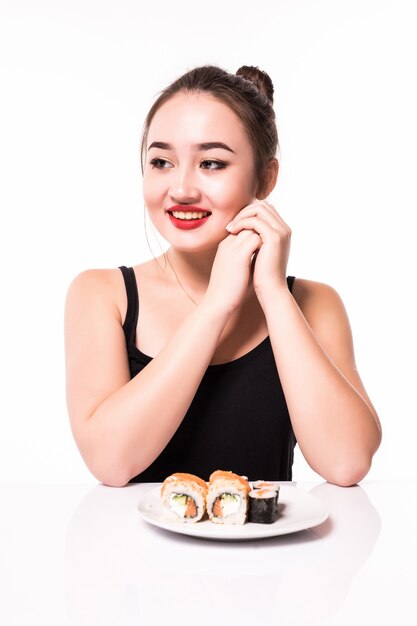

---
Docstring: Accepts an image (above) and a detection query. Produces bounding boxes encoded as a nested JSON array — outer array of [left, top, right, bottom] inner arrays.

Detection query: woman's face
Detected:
[[143, 91, 258, 253]]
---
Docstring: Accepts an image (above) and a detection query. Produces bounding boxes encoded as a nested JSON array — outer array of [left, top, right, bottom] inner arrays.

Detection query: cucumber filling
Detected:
[[169, 493, 197, 518], [214, 492, 241, 517]]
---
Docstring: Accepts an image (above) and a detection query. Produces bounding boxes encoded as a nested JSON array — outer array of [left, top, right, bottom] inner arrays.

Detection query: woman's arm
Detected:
[[64, 231, 261, 486], [259, 279, 382, 487], [65, 269, 229, 486], [227, 200, 381, 487]]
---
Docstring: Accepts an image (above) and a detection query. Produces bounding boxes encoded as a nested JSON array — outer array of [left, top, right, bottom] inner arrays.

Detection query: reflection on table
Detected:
[[65, 482, 381, 625]]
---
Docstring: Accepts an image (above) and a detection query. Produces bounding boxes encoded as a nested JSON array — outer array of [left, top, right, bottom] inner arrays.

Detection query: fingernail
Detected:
[[226, 222, 233, 232]]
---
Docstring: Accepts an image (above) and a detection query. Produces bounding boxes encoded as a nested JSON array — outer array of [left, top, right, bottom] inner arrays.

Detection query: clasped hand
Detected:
[[206, 200, 291, 313]]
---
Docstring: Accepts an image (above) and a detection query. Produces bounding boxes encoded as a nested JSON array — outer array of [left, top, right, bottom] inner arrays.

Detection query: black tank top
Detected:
[[119, 266, 297, 482]]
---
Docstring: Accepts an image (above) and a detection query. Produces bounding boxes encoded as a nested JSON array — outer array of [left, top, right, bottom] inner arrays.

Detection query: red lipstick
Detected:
[[167, 205, 211, 231]]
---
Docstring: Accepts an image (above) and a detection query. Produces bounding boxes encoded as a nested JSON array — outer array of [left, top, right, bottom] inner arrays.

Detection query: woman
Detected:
[[65, 65, 381, 487]]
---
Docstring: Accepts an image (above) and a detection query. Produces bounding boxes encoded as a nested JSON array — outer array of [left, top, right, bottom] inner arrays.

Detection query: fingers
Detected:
[[228, 200, 290, 233], [221, 228, 261, 259], [232, 228, 262, 252], [227, 216, 271, 242], [227, 214, 291, 244]]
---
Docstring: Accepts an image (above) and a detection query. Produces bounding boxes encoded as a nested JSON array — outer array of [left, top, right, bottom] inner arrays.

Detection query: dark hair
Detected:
[[140, 65, 279, 197]]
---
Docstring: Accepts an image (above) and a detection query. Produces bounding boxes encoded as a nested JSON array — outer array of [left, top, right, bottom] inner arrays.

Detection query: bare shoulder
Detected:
[[65, 267, 127, 324], [66, 259, 163, 324], [291, 277, 355, 365], [67, 267, 123, 293], [291, 277, 348, 325], [291, 277, 380, 425]]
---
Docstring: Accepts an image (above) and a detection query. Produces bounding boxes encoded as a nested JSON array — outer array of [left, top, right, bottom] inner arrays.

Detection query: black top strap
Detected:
[[119, 266, 139, 339], [119, 265, 295, 332]]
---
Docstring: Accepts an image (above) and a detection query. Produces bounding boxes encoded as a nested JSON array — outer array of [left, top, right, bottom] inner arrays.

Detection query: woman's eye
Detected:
[[200, 159, 227, 170], [149, 158, 227, 171], [149, 158, 172, 169]]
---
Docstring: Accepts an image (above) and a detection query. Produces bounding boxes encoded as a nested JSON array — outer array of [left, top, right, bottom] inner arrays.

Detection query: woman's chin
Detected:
[[164, 230, 229, 254]]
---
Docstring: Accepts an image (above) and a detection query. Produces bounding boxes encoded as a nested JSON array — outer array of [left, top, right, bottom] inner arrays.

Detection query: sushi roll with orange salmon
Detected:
[[252, 480, 280, 491], [248, 486, 280, 524], [206, 470, 251, 525], [161, 473, 208, 523]]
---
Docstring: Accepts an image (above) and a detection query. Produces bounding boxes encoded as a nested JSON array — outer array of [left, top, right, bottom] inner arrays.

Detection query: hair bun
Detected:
[[236, 65, 274, 104]]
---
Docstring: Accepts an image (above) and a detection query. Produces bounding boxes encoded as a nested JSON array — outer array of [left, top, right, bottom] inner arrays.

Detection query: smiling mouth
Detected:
[[167, 208, 212, 231], [168, 210, 211, 220]]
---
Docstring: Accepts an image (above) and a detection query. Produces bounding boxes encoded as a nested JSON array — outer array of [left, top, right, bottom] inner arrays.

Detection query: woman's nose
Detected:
[[169, 165, 200, 202]]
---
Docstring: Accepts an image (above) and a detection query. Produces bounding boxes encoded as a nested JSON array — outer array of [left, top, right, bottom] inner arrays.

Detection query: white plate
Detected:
[[137, 485, 328, 541]]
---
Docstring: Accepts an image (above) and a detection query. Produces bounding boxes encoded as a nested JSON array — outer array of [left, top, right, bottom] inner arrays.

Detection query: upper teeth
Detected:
[[171, 211, 209, 220]]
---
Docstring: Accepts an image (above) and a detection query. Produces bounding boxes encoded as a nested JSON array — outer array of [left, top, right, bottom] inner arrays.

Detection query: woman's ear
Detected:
[[257, 158, 279, 200]]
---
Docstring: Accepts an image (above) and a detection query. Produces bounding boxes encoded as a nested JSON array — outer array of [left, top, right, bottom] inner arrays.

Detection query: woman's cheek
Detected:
[[210, 175, 252, 208], [217, 187, 255, 219], [142, 177, 160, 207]]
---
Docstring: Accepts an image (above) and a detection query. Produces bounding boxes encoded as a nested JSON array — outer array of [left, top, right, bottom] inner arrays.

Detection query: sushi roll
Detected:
[[207, 470, 251, 525], [248, 487, 280, 524], [252, 480, 279, 492], [160, 473, 208, 523]]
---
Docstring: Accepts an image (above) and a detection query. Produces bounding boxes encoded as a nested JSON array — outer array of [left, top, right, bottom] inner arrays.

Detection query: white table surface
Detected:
[[0, 480, 416, 625]]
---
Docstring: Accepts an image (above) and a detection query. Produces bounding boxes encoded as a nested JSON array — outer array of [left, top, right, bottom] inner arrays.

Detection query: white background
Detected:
[[0, 0, 415, 484]]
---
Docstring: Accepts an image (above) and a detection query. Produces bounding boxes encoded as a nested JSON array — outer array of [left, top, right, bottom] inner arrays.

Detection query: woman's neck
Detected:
[[165, 247, 216, 286], [155, 246, 255, 308], [152, 247, 223, 306]]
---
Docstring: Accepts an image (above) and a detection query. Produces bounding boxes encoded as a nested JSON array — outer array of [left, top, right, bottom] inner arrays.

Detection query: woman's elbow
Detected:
[[326, 425, 382, 487], [81, 446, 135, 488], [326, 456, 373, 488], [74, 427, 137, 487], [85, 460, 132, 488], [98, 469, 131, 488]]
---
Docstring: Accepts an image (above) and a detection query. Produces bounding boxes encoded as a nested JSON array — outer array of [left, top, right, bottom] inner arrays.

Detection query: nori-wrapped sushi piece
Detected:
[[252, 480, 279, 491], [248, 487, 280, 524]]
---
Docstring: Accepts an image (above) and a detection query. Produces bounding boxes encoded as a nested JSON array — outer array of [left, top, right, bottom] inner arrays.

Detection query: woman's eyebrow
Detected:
[[148, 141, 235, 153]]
